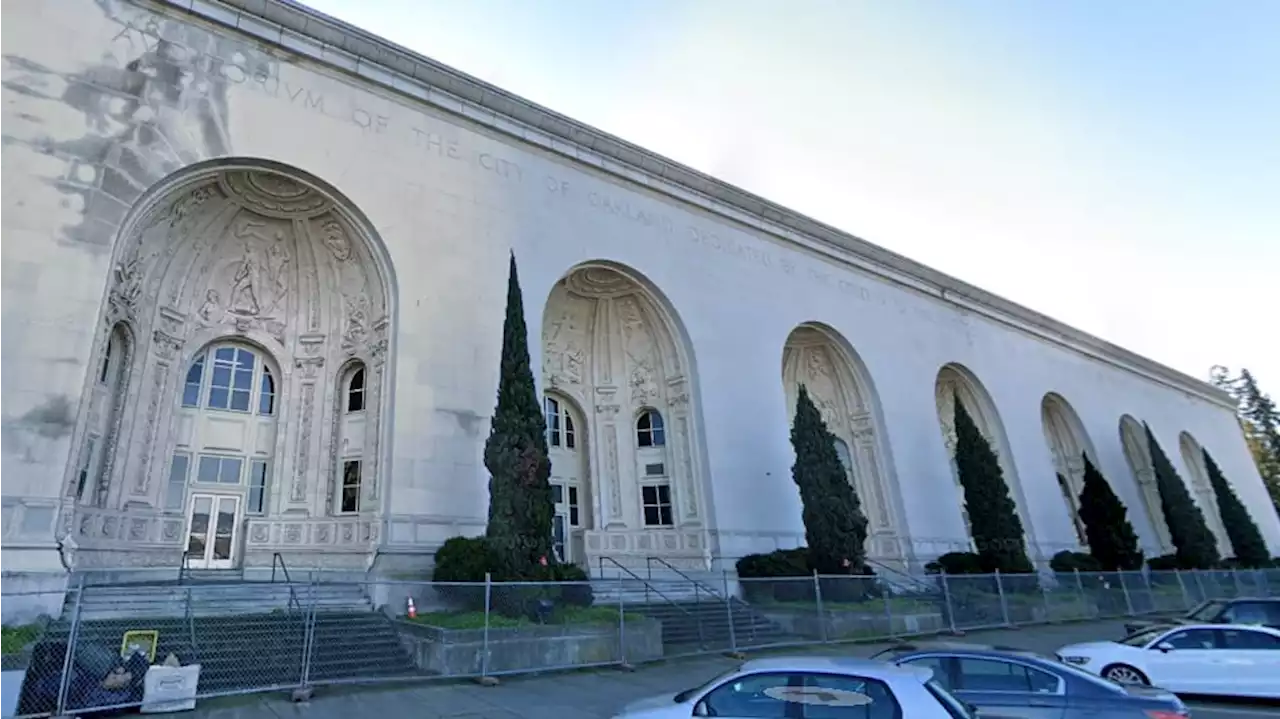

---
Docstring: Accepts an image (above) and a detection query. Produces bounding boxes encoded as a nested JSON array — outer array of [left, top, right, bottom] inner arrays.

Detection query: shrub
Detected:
[[1146, 553, 1181, 571], [1049, 550, 1103, 573], [925, 551, 985, 575], [1077, 455, 1144, 570], [735, 548, 880, 604], [431, 535, 594, 615]]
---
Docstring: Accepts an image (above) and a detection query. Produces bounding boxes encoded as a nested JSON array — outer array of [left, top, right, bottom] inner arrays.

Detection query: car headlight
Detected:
[[1057, 655, 1090, 666]]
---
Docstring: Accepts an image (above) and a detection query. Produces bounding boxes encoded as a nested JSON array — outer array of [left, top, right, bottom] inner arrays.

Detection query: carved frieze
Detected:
[[133, 364, 169, 495], [341, 295, 371, 354], [218, 171, 330, 219], [291, 383, 317, 502], [320, 218, 351, 261]]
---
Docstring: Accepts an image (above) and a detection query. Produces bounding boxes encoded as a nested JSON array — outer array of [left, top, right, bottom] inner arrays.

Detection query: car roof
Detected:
[[1136, 623, 1280, 635], [740, 655, 932, 681]]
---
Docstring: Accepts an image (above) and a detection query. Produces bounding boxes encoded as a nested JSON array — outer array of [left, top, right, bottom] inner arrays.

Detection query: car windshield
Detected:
[[1119, 627, 1166, 647], [674, 666, 740, 703], [925, 678, 977, 719], [1188, 601, 1224, 621]]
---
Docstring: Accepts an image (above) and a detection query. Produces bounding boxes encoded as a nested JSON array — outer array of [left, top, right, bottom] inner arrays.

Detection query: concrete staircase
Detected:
[[66, 581, 372, 621]]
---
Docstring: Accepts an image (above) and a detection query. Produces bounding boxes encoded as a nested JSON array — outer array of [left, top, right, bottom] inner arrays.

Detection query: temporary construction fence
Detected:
[[1, 567, 1277, 717]]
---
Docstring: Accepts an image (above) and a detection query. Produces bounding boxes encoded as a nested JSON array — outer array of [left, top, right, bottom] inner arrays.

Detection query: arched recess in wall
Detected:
[[540, 261, 710, 569], [1040, 393, 1099, 547], [935, 363, 1031, 546], [68, 322, 136, 508], [1178, 431, 1228, 552], [65, 158, 398, 567], [781, 322, 906, 561], [1118, 415, 1170, 553]]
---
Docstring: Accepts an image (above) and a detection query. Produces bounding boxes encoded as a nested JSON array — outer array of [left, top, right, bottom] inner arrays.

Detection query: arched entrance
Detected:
[[1179, 432, 1228, 553], [540, 262, 708, 570], [1119, 415, 1170, 553], [934, 363, 1031, 549], [1040, 393, 1098, 547], [65, 160, 396, 569], [780, 323, 904, 562]]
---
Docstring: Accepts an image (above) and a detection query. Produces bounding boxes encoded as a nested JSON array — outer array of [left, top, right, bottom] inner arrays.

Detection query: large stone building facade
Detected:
[[3, 0, 1278, 586]]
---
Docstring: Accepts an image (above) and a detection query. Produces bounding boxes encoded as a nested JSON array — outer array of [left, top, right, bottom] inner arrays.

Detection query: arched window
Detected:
[[346, 366, 366, 413], [544, 396, 576, 449], [833, 437, 855, 484], [181, 346, 274, 413], [636, 410, 666, 448]]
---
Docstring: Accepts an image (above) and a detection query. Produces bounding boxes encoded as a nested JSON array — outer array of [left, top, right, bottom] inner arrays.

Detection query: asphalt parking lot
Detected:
[[157, 619, 1277, 719]]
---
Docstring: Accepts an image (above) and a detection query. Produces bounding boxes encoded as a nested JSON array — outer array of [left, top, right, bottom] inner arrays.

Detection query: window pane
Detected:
[[659, 505, 674, 526], [341, 486, 360, 513], [565, 430, 575, 449], [208, 387, 229, 409], [211, 365, 232, 388], [650, 412, 664, 432], [956, 659, 1031, 692], [652, 427, 666, 446], [702, 672, 795, 719], [186, 357, 205, 384], [251, 460, 268, 486], [1165, 630, 1217, 650], [568, 486, 578, 506], [234, 368, 253, 392], [657, 484, 671, 503], [182, 383, 201, 408], [248, 486, 265, 514], [219, 457, 243, 484], [259, 371, 275, 415], [197, 456, 220, 483], [801, 673, 899, 719], [350, 368, 365, 391], [637, 431, 652, 448], [551, 484, 563, 503], [214, 347, 235, 362], [902, 657, 951, 689], [230, 389, 251, 412], [570, 506, 579, 526], [642, 485, 657, 503], [643, 506, 660, 526], [637, 412, 651, 431], [236, 349, 255, 371]]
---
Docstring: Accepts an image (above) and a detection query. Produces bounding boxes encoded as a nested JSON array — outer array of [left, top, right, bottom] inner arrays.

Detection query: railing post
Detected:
[[882, 581, 895, 638], [1040, 572, 1054, 623], [994, 570, 1011, 627], [481, 572, 492, 679], [939, 571, 958, 635], [1140, 570, 1154, 614], [1119, 572, 1134, 616], [693, 582, 705, 648], [813, 570, 828, 643], [723, 570, 738, 653], [617, 572, 627, 666], [1193, 570, 1208, 601], [299, 577, 317, 690], [1232, 569, 1246, 596], [55, 575, 86, 717]]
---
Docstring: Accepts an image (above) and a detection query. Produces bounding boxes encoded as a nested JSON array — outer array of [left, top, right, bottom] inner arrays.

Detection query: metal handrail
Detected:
[[178, 551, 192, 584], [864, 558, 938, 594], [598, 556, 702, 632], [271, 552, 302, 614], [646, 556, 724, 601]]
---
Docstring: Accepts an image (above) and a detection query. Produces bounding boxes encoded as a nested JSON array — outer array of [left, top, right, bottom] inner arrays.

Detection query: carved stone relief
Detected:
[[543, 298, 591, 390], [71, 163, 393, 567]]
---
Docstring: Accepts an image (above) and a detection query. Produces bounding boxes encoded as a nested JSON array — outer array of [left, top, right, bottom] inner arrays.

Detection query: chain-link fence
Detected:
[[3, 567, 1277, 716]]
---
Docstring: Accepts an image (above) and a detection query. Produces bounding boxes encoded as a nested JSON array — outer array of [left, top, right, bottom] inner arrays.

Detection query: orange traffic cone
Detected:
[[407, 596, 417, 619]]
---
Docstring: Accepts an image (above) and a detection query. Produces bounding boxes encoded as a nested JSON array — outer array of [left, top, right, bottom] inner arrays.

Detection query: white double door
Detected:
[[184, 493, 241, 569]]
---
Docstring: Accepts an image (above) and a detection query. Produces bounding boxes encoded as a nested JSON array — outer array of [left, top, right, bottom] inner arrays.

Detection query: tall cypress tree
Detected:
[[1076, 454, 1144, 570], [952, 394, 1033, 573], [1202, 449, 1270, 567], [1144, 424, 1220, 569], [792, 385, 868, 574], [484, 253, 554, 578]]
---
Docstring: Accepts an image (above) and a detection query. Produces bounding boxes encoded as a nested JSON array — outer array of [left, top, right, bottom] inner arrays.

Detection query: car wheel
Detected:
[[1101, 664, 1149, 685]]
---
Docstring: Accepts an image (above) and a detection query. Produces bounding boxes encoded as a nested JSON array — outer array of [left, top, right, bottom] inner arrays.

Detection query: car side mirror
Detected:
[[1155, 642, 1175, 653], [693, 700, 710, 717]]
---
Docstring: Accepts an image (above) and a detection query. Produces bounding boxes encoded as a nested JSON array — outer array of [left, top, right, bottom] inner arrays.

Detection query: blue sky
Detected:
[[303, 0, 1279, 393]]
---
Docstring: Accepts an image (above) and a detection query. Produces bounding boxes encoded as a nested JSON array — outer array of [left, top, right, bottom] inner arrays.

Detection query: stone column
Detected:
[[288, 355, 325, 512]]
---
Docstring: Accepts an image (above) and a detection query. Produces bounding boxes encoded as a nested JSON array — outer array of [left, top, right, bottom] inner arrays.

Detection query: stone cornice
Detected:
[[156, 0, 1233, 409]]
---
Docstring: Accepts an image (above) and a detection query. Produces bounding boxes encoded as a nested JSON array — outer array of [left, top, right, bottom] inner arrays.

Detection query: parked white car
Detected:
[[1056, 623, 1280, 699], [611, 656, 974, 719]]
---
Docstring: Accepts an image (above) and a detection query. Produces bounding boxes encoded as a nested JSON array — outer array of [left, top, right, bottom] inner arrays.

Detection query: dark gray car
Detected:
[[871, 641, 1189, 718]]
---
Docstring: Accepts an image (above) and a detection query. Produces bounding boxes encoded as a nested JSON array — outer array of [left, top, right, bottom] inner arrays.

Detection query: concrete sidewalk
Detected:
[[157, 619, 1139, 719]]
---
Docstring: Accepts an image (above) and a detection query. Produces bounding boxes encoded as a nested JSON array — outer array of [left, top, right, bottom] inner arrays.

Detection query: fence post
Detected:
[[882, 581, 895, 639], [1140, 570, 1154, 614], [939, 571, 958, 635], [1119, 572, 1134, 616], [298, 577, 317, 691], [1072, 569, 1091, 619], [1173, 570, 1192, 610], [1040, 572, 1054, 623], [55, 575, 86, 717], [723, 570, 738, 653], [813, 571, 828, 643], [1232, 569, 1246, 596], [994, 570, 1011, 627], [481, 572, 492, 679], [618, 572, 627, 666]]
